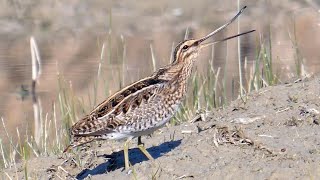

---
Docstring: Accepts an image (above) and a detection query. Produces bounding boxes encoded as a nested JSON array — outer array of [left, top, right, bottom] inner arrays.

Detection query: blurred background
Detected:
[[0, 0, 320, 151]]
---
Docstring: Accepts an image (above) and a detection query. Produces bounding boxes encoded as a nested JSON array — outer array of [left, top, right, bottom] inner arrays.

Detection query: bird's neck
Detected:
[[177, 63, 194, 92], [155, 61, 195, 93]]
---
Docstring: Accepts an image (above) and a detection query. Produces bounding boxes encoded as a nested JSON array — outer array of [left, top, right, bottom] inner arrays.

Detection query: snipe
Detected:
[[64, 6, 254, 170]]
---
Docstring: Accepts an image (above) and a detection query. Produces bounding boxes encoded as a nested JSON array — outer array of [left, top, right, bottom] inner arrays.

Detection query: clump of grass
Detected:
[[0, 117, 33, 178], [242, 31, 280, 95]]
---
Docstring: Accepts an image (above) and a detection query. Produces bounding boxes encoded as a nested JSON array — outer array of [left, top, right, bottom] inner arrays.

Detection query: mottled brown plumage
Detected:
[[64, 6, 254, 170]]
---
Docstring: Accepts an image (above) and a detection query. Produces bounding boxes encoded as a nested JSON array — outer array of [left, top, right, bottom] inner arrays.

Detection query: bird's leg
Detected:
[[137, 136, 144, 146], [123, 139, 131, 170], [137, 136, 154, 160]]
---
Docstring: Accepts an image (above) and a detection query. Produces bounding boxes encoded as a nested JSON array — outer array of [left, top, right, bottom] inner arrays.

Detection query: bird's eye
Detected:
[[182, 45, 189, 50]]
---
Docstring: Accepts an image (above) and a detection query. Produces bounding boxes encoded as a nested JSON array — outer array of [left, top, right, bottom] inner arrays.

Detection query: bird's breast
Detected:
[[112, 90, 184, 136]]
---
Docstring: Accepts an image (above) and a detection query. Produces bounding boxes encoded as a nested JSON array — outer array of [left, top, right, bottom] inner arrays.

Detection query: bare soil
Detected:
[[4, 77, 320, 179]]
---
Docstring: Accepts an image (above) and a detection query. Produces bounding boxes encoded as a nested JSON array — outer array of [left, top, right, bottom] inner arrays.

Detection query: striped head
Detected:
[[172, 39, 201, 65], [172, 6, 254, 65], [156, 6, 254, 82]]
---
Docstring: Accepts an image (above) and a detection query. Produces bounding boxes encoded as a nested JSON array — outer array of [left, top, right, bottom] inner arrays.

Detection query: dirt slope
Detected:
[[4, 77, 320, 179]]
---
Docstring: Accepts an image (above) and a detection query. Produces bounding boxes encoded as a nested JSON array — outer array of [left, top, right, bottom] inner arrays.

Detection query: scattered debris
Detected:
[[175, 174, 194, 179], [181, 130, 193, 134], [190, 110, 210, 123], [231, 115, 265, 125], [258, 134, 275, 138], [299, 106, 320, 125], [288, 94, 298, 103], [254, 144, 275, 155], [276, 107, 290, 113], [284, 116, 301, 126], [213, 126, 253, 146], [299, 106, 319, 116]]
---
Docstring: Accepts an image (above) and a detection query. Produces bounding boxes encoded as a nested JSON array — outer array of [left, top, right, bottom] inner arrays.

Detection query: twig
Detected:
[[176, 174, 194, 179], [276, 107, 290, 113], [150, 44, 156, 72], [181, 130, 193, 134], [0, 139, 8, 168], [258, 134, 274, 138], [58, 166, 72, 177], [2, 171, 13, 180]]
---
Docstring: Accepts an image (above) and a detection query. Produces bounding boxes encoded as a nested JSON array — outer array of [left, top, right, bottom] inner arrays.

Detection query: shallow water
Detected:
[[0, 0, 320, 149]]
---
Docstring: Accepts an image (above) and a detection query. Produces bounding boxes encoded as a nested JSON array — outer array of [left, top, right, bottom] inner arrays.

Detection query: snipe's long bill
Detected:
[[64, 6, 255, 171]]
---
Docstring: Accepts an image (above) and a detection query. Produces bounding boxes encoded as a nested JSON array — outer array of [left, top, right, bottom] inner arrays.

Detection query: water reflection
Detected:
[[16, 85, 30, 101]]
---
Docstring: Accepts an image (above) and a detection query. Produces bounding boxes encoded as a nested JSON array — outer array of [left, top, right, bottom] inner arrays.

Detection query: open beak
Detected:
[[200, 29, 255, 49], [194, 6, 255, 49]]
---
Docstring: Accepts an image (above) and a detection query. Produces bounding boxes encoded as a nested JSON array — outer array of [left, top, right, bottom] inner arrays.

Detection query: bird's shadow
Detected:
[[76, 139, 182, 179]]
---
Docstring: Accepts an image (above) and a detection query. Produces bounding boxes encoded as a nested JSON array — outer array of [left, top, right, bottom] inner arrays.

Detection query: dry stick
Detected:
[[169, 42, 175, 63], [97, 43, 105, 79], [53, 103, 60, 149], [121, 36, 127, 85], [94, 42, 106, 105], [184, 27, 190, 40], [223, 40, 228, 104], [30, 36, 42, 145], [150, 44, 156, 72], [237, 0, 243, 96], [3, 171, 13, 180], [16, 128, 22, 154], [44, 113, 49, 154], [12, 150, 18, 179], [0, 139, 8, 168], [213, 67, 221, 97], [27, 141, 39, 157]]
